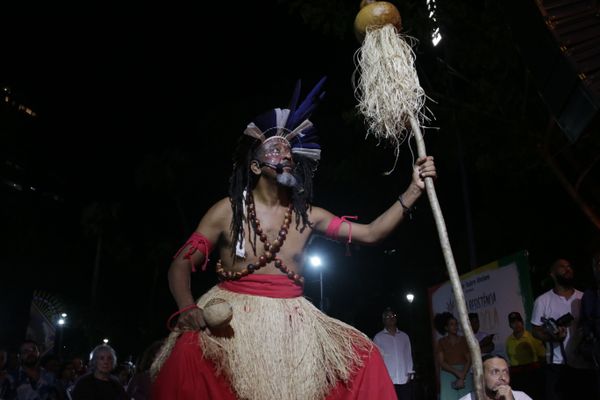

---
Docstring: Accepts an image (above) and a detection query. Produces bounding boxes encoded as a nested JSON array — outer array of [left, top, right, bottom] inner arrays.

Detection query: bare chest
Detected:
[[220, 214, 312, 272]]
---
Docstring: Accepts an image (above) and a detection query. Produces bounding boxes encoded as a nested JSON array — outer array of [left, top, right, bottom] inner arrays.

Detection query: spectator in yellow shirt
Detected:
[[505, 311, 544, 399]]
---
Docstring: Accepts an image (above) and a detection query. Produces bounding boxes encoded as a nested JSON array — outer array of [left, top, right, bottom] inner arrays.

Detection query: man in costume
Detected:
[[151, 78, 436, 399]]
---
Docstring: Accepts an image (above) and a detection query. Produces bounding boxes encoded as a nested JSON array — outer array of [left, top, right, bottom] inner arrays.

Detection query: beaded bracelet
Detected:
[[398, 195, 414, 220]]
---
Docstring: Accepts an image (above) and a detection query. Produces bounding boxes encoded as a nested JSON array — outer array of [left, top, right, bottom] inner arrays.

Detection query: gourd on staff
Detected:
[[353, 0, 425, 174], [352, 2, 485, 399]]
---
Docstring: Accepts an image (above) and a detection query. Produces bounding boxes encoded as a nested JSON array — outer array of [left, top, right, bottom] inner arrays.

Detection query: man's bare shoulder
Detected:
[[198, 197, 232, 229], [308, 206, 329, 220], [306, 206, 337, 231], [206, 197, 232, 214]]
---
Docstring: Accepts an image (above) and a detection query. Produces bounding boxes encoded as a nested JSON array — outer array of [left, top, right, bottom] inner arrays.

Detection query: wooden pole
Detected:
[[409, 114, 484, 399]]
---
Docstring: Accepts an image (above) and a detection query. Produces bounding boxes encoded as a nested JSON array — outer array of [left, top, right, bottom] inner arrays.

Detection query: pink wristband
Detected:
[[166, 304, 199, 332]]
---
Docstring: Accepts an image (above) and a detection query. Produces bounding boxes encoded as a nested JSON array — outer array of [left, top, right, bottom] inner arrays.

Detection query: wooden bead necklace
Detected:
[[216, 193, 305, 284]]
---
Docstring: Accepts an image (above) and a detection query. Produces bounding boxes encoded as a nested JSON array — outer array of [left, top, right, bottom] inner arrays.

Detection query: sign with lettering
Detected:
[[428, 250, 534, 359]]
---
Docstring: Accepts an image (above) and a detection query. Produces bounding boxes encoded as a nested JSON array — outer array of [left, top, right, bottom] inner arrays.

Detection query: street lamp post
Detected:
[[405, 293, 415, 335], [309, 255, 324, 311], [405, 293, 416, 384], [56, 313, 67, 357]]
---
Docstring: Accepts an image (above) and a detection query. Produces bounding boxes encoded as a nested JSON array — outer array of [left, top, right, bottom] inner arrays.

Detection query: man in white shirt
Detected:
[[373, 307, 414, 400], [530, 258, 593, 400], [459, 354, 532, 400]]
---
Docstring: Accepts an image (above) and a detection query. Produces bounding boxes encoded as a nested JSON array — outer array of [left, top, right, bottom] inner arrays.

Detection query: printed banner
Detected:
[[428, 250, 534, 359]]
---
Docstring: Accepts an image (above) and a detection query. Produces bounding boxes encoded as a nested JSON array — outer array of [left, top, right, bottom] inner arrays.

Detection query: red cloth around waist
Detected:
[[152, 332, 236, 400], [218, 274, 303, 298], [152, 333, 397, 400]]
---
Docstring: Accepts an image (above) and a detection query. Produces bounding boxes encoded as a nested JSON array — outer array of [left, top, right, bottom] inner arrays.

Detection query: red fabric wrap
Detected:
[[219, 274, 303, 298], [151, 332, 237, 400], [173, 232, 214, 272], [325, 215, 358, 244], [326, 346, 397, 400], [152, 332, 396, 400]]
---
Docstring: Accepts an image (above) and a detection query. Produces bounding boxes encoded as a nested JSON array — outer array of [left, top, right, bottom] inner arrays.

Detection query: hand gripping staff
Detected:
[[352, 2, 484, 398]]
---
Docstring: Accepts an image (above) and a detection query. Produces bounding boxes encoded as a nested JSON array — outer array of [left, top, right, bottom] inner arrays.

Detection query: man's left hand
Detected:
[[412, 156, 436, 190]]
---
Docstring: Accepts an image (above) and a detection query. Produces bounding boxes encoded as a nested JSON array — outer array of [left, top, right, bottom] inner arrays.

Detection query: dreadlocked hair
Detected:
[[229, 136, 258, 257], [291, 153, 317, 230], [228, 137, 318, 258]]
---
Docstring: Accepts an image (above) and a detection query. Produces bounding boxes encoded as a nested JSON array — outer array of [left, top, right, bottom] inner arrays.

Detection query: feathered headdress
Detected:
[[243, 76, 327, 162]]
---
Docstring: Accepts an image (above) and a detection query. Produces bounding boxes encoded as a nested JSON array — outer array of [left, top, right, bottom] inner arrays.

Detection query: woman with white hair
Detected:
[[71, 344, 129, 400]]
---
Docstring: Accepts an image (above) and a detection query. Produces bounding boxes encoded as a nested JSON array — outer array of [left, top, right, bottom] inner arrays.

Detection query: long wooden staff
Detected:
[[353, 2, 484, 399]]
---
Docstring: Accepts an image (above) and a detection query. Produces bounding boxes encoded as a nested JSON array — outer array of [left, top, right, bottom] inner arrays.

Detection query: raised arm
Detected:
[[311, 156, 435, 245], [167, 198, 229, 329]]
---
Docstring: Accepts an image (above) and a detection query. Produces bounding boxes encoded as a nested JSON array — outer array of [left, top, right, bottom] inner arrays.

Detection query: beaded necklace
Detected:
[[216, 193, 304, 284]]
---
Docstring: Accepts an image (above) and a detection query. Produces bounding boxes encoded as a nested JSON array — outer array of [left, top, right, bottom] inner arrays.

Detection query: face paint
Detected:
[[254, 137, 298, 188], [259, 138, 293, 169]]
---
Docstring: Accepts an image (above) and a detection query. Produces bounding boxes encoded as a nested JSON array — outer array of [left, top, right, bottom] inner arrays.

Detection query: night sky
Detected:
[[2, 0, 599, 386]]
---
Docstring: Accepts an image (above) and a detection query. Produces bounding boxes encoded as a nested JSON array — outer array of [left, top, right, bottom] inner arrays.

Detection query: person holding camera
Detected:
[[530, 258, 591, 399]]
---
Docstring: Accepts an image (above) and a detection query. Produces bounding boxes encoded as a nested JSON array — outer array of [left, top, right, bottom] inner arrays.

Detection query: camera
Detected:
[[541, 313, 574, 336]]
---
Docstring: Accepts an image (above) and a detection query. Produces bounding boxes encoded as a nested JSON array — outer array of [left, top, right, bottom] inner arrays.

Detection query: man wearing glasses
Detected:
[[373, 307, 415, 400]]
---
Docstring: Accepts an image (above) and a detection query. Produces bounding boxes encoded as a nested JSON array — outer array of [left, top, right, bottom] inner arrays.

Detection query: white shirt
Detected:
[[373, 328, 413, 384], [459, 390, 532, 400], [530, 288, 587, 367]]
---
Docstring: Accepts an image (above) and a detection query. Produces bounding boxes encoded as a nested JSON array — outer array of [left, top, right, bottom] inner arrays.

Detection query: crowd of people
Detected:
[[0, 339, 162, 400], [2, 259, 599, 400], [433, 255, 600, 400]]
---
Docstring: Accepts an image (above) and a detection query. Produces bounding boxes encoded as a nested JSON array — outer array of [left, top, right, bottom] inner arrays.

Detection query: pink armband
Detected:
[[173, 232, 214, 272], [325, 215, 358, 244]]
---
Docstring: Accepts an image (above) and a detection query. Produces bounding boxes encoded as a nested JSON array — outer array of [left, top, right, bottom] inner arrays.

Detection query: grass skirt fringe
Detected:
[[151, 285, 373, 400]]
